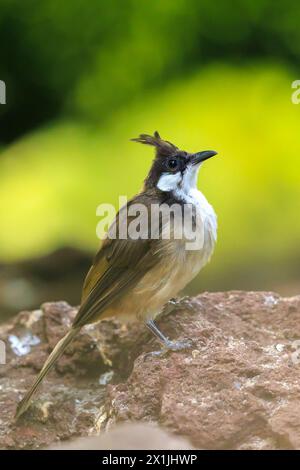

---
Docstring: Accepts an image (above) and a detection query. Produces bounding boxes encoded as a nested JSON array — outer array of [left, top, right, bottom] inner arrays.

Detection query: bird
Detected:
[[15, 131, 217, 419]]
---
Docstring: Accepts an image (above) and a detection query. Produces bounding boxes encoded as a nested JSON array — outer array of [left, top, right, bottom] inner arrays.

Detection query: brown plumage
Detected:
[[15, 132, 217, 419]]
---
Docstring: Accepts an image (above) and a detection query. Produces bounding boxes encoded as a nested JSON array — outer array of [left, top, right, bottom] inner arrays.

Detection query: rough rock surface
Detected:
[[1, 291, 300, 449]]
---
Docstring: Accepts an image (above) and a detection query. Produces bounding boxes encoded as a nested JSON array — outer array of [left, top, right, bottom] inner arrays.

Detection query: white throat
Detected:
[[157, 163, 200, 201], [157, 163, 217, 244]]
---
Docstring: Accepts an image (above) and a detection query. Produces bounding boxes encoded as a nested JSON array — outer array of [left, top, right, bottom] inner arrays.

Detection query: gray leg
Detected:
[[146, 319, 192, 352]]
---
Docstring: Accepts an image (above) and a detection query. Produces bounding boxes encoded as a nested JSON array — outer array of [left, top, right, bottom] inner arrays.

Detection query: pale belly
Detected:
[[103, 211, 216, 323]]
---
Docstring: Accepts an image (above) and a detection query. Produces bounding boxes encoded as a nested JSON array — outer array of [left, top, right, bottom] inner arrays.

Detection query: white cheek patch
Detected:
[[157, 172, 182, 192]]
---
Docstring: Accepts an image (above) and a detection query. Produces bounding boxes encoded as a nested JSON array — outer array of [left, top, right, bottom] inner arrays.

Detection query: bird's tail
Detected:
[[15, 326, 80, 420]]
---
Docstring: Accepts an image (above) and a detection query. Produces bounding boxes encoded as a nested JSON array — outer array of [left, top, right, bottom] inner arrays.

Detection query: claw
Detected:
[[165, 338, 194, 351], [143, 349, 168, 360], [143, 338, 194, 360]]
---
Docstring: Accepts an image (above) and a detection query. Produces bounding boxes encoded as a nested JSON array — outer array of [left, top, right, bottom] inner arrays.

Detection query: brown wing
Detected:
[[81, 250, 108, 304], [73, 193, 161, 328]]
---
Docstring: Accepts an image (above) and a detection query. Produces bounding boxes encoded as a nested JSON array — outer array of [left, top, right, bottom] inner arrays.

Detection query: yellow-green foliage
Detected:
[[0, 64, 299, 285]]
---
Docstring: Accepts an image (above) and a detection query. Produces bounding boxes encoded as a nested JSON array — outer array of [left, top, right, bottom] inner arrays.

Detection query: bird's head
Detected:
[[132, 131, 217, 196]]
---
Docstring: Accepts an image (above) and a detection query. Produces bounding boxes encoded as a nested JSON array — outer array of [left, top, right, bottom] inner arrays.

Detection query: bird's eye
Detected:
[[167, 158, 179, 171]]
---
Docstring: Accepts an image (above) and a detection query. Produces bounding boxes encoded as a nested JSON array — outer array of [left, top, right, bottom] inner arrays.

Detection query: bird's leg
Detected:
[[146, 319, 192, 355]]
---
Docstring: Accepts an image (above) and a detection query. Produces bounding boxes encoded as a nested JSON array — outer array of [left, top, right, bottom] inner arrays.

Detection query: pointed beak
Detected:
[[191, 150, 217, 166]]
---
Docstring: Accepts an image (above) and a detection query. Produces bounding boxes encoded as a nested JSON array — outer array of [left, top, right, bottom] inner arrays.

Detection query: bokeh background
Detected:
[[0, 0, 299, 322]]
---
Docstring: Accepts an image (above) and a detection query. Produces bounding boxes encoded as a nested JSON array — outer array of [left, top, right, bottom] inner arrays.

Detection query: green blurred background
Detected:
[[0, 0, 299, 322]]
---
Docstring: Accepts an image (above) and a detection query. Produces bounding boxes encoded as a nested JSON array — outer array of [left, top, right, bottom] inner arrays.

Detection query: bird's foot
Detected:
[[165, 338, 194, 351], [144, 338, 194, 360], [144, 349, 167, 359]]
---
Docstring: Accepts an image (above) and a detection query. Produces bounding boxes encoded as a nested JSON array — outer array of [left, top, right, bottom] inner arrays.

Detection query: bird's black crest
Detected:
[[131, 131, 178, 157], [132, 132, 190, 190]]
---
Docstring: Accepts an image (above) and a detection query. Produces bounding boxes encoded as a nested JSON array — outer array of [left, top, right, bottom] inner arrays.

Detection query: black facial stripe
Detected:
[[144, 151, 190, 189]]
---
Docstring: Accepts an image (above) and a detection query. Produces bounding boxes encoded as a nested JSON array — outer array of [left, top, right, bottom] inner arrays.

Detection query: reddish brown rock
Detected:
[[105, 291, 300, 450], [0, 300, 146, 449], [1, 291, 300, 449]]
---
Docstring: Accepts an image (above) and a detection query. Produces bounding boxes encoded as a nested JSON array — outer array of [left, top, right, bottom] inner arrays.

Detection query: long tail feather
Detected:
[[15, 326, 80, 420]]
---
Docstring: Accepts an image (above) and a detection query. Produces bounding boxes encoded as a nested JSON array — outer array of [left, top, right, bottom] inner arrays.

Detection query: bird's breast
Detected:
[[135, 192, 217, 308], [104, 191, 217, 323], [163, 189, 217, 266]]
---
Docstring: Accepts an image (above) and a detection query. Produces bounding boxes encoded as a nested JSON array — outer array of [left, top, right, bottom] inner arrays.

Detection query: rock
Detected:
[[1, 291, 300, 449], [105, 291, 300, 450], [0, 300, 146, 449]]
